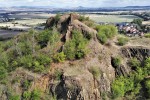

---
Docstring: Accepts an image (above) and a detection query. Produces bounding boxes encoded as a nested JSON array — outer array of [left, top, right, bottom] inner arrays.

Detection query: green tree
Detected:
[[132, 19, 143, 27]]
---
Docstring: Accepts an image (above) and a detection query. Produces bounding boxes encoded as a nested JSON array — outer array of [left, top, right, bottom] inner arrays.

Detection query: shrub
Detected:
[[19, 55, 33, 69], [132, 19, 143, 27], [9, 95, 20, 100], [84, 32, 93, 40], [112, 76, 134, 99], [37, 29, 60, 48], [89, 67, 100, 79], [112, 56, 122, 68], [54, 69, 62, 80], [97, 32, 107, 44], [37, 29, 52, 48], [22, 80, 31, 90], [54, 52, 66, 63], [144, 57, 150, 75], [31, 89, 41, 100], [0, 66, 7, 80], [144, 79, 150, 98], [64, 30, 88, 60], [33, 61, 45, 73], [96, 25, 117, 44], [55, 14, 61, 23], [96, 25, 117, 38], [129, 58, 140, 70], [117, 37, 129, 46], [64, 41, 76, 60], [34, 54, 52, 66], [144, 33, 150, 38], [79, 15, 89, 22], [112, 78, 125, 98], [23, 91, 31, 100]]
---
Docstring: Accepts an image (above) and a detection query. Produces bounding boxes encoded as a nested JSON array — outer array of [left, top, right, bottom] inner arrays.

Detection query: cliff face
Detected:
[[122, 46, 150, 61], [45, 13, 97, 42], [31, 39, 115, 100]]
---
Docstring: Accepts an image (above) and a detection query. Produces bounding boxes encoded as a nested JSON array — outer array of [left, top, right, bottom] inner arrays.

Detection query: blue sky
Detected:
[[0, 0, 149, 7]]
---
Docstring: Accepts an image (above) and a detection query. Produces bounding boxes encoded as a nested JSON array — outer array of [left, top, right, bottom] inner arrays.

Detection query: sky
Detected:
[[0, 0, 149, 8]]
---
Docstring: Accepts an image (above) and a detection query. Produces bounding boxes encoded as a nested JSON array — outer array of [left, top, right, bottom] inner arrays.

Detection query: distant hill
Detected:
[[125, 6, 150, 8]]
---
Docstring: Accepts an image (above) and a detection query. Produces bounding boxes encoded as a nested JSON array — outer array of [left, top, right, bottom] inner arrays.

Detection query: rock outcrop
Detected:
[[45, 13, 97, 42], [122, 46, 150, 61]]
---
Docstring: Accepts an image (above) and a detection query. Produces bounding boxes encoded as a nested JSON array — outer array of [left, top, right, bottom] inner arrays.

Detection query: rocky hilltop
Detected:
[[0, 13, 150, 100]]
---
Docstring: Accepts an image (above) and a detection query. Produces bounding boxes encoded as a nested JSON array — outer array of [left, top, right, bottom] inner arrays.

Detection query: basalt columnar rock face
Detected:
[[45, 13, 97, 42], [122, 46, 150, 61]]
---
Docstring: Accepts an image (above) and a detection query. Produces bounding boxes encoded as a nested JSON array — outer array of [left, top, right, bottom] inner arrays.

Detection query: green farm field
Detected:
[[85, 14, 141, 23]]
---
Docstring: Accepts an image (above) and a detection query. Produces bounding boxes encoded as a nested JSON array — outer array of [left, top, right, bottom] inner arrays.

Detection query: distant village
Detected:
[[116, 22, 150, 37]]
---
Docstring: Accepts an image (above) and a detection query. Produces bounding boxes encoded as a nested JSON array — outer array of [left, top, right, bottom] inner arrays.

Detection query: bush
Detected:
[[0, 66, 7, 80], [112, 78, 125, 98], [129, 58, 140, 70], [19, 55, 33, 69], [79, 15, 89, 22], [37, 29, 60, 48], [96, 25, 117, 38], [33, 61, 45, 73], [64, 30, 88, 60], [117, 37, 129, 46], [54, 69, 62, 80], [37, 30, 52, 48], [132, 19, 143, 27], [97, 32, 107, 44], [144, 57, 150, 75], [96, 25, 117, 44], [55, 14, 61, 23], [31, 89, 41, 100], [144, 33, 150, 38], [22, 80, 31, 90], [9, 95, 20, 100], [144, 79, 150, 98], [64, 41, 76, 60], [112, 56, 122, 68], [112, 76, 134, 99], [34, 54, 52, 66], [84, 32, 93, 40], [89, 67, 100, 79], [23, 91, 31, 100], [54, 52, 66, 63]]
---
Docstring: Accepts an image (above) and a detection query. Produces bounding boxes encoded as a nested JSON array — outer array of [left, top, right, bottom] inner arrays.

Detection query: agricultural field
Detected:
[[0, 12, 56, 28], [85, 14, 141, 23], [0, 12, 56, 38]]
